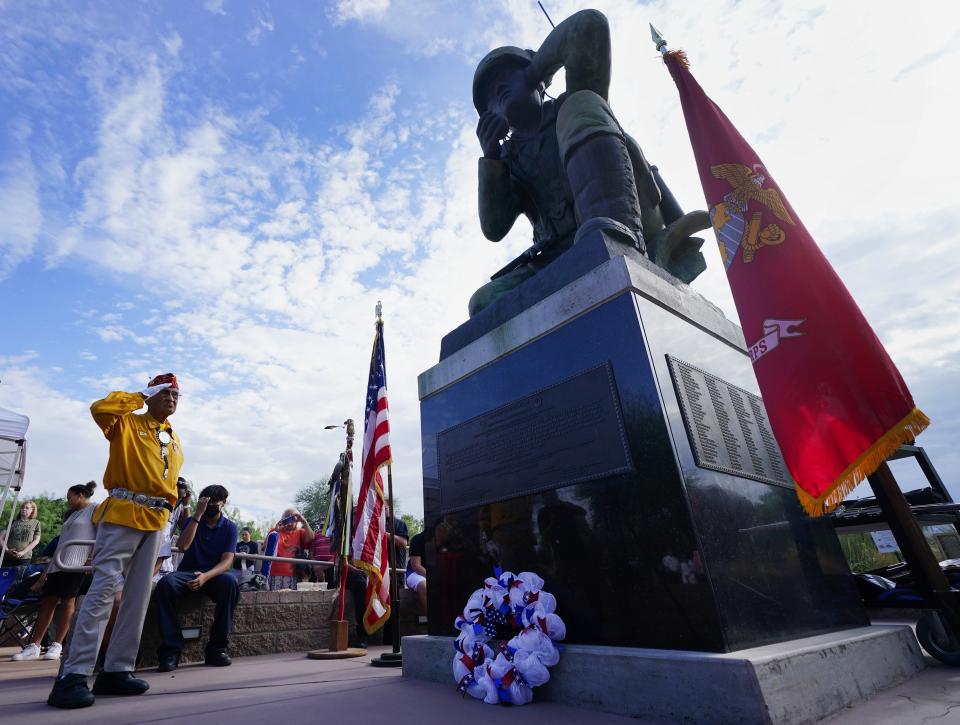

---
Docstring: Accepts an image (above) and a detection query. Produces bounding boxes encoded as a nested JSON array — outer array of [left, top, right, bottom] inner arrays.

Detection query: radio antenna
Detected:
[[537, 1, 556, 29]]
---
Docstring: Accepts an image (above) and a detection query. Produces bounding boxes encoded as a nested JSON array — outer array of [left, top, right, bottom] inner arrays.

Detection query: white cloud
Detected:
[[161, 31, 182, 57], [0, 365, 109, 498], [246, 8, 275, 46], [95, 325, 134, 343], [0, 121, 42, 278], [13, 45, 495, 519], [330, 0, 536, 58], [203, 0, 227, 16], [332, 0, 391, 24], [3, 0, 960, 523]]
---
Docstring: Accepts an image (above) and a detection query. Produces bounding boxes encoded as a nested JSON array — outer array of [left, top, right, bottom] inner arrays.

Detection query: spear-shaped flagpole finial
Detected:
[[650, 23, 668, 54], [375, 300, 382, 322]]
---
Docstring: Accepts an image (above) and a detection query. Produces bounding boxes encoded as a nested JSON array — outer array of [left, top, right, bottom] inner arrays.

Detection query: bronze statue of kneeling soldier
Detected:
[[470, 8, 710, 316]]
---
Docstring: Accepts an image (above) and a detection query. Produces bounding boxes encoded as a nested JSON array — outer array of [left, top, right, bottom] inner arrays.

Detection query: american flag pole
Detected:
[[369, 302, 403, 667], [378, 303, 401, 658], [386, 460, 400, 656]]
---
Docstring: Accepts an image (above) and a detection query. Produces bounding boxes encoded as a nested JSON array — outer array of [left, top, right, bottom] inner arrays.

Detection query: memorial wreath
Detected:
[[452, 569, 565, 705]]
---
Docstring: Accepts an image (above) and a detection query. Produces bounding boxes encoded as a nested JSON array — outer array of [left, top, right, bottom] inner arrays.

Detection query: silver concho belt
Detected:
[[109, 487, 173, 512]]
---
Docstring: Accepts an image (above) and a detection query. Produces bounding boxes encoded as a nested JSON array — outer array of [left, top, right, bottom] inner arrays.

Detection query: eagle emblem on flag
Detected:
[[663, 50, 930, 515], [709, 163, 794, 268]]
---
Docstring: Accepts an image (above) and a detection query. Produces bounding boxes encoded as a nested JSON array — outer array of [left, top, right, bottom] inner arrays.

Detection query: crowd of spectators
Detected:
[[0, 375, 426, 711], [3, 482, 426, 665]]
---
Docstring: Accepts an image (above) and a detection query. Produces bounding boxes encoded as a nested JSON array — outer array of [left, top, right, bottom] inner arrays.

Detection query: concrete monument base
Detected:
[[402, 626, 925, 724]]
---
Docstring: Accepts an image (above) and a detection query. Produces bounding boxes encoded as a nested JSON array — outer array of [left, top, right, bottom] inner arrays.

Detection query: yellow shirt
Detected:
[[90, 391, 184, 531]]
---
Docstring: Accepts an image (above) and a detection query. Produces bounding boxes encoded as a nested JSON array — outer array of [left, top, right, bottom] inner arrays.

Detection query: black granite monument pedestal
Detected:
[[418, 231, 867, 653], [406, 232, 925, 723]]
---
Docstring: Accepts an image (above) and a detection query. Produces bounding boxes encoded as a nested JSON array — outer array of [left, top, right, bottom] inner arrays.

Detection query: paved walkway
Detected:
[[823, 656, 960, 724], [0, 645, 635, 724], [2, 636, 959, 724]]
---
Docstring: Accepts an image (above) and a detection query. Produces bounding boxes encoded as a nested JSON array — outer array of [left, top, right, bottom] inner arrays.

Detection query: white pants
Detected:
[[62, 523, 161, 676], [405, 571, 426, 590]]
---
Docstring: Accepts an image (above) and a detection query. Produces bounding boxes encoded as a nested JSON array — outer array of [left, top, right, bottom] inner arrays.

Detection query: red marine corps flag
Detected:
[[655, 28, 929, 515], [351, 307, 393, 633]]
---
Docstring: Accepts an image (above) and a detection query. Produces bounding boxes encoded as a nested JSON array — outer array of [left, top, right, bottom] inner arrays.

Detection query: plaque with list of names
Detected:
[[666, 355, 792, 488]]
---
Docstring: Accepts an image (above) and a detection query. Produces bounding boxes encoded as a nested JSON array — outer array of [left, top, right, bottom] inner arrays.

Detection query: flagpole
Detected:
[[308, 419, 366, 659], [337, 452, 349, 623], [387, 462, 400, 655], [867, 463, 960, 640], [339, 419, 354, 623], [382, 303, 402, 657], [370, 461, 403, 666], [371, 302, 403, 668]]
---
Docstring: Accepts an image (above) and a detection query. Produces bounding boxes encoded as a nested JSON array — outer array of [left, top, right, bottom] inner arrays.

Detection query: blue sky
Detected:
[[2, 0, 959, 523]]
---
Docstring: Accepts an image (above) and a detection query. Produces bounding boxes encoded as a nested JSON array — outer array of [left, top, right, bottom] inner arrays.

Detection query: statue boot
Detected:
[[557, 90, 646, 253]]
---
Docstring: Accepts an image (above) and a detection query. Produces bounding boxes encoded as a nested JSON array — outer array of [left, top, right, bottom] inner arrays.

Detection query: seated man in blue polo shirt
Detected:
[[153, 484, 239, 672]]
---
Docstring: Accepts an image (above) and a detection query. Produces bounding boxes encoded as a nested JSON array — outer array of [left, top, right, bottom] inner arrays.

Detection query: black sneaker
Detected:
[[204, 650, 232, 667], [92, 671, 150, 696], [47, 673, 95, 709], [157, 652, 180, 672]]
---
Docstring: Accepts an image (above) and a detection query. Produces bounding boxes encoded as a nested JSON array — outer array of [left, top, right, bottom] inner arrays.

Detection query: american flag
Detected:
[[350, 318, 392, 634]]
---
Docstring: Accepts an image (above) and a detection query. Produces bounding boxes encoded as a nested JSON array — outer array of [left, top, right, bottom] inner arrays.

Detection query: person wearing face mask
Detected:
[[152, 484, 239, 672], [48, 374, 184, 710]]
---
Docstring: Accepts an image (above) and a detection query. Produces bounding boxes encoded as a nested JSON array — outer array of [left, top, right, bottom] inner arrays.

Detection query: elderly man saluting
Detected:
[[48, 374, 184, 709]]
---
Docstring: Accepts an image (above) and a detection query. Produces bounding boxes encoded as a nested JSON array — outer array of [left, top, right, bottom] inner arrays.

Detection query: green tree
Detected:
[[294, 478, 331, 529], [400, 514, 423, 538], [836, 525, 959, 574], [223, 504, 264, 540], [186, 482, 267, 539]]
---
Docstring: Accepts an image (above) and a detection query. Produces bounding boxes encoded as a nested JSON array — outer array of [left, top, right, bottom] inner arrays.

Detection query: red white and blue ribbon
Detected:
[[451, 570, 565, 706]]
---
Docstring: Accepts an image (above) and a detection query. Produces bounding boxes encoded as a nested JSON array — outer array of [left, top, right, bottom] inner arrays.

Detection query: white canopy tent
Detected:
[[0, 407, 29, 567]]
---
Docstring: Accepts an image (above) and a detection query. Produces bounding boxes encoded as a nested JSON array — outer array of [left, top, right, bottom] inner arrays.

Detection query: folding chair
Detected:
[[0, 567, 43, 648]]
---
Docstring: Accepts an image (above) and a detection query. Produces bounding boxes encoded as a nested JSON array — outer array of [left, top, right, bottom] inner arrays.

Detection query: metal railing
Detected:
[[53, 539, 334, 573]]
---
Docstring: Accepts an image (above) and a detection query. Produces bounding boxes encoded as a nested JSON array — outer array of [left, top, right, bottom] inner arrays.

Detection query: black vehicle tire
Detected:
[[916, 612, 960, 666]]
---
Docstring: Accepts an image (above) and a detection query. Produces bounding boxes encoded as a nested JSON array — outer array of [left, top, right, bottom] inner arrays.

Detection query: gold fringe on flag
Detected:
[[795, 407, 931, 517], [663, 49, 690, 69], [352, 556, 391, 635], [350, 470, 392, 634]]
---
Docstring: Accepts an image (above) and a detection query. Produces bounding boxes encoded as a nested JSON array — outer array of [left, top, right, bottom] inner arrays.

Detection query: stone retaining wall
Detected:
[[136, 584, 426, 667], [62, 578, 428, 670], [137, 589, 338, 668]]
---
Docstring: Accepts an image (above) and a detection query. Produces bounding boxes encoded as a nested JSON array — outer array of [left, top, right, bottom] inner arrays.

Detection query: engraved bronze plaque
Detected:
[[437, 363, 634, 514], [666, 355, 792, 488]]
